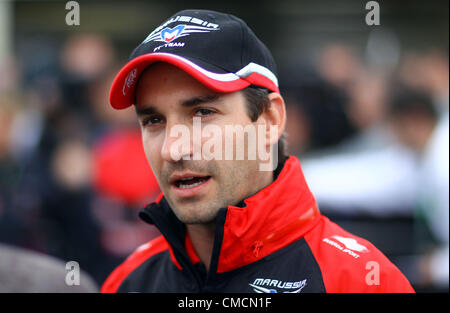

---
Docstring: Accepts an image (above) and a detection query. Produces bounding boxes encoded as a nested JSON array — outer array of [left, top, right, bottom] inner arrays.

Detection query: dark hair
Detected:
[[388, 87, 438, 120], [241, 86, 288, 164]]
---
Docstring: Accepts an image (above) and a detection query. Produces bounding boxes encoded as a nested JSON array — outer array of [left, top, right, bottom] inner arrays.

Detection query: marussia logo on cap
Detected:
[[142, 15, 220, 44], [161, 25, 186, 42]]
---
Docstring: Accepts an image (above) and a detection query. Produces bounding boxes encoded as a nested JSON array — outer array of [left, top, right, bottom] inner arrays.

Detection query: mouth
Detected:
[[169, 173, 213, 198], [173, 176, 211, 189]]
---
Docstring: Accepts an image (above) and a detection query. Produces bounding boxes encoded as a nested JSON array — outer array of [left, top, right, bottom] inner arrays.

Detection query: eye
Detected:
[[142, 115, 164, 126], [194, 108, 215, 117]]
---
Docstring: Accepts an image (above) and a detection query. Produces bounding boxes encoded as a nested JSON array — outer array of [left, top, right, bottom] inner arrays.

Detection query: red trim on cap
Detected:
[[243, 72, 279, 94], [110, 53, 278, 110]]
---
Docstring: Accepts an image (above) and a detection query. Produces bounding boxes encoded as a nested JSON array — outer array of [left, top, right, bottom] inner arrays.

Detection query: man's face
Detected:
[[135, 63, 271, 224]]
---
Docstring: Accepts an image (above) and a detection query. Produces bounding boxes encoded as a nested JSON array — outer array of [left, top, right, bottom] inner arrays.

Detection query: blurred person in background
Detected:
[[279, 43, 360, 155], [42, 33, 160, 283], [0, 32, 162, 286], [60, 33, 116, 116], [0, 94, 25, 246], [296, 43, 420, 216], [397, 50, 449, 114], [318, 43, 362, 91], [387, 88, 449, 290], [0, 53, 102, 289]]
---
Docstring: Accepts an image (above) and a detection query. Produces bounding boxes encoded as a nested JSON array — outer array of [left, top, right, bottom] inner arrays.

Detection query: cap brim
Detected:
[[110, 53, 255, 110]]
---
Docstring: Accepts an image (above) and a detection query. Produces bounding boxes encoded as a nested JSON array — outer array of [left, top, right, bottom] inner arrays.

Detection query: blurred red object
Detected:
[[92, 129, 160, 206]]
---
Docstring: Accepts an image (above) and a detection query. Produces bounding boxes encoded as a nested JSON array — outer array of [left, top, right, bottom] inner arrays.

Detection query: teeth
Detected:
[[178, 181, 204, 189], [178, 177, 207, 189], [180, 177, 195, 181]]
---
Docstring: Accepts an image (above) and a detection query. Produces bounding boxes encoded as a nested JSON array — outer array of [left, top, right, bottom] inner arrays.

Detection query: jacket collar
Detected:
[[139, 155, 320, 273]]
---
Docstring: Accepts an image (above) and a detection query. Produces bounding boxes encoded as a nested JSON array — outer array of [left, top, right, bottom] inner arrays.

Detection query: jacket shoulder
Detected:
[[101, 235, 169, 293], [304, 215, 414, 293]]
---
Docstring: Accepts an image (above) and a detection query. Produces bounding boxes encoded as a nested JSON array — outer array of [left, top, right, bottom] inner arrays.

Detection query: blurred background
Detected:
[[0, 0, 448, 292]]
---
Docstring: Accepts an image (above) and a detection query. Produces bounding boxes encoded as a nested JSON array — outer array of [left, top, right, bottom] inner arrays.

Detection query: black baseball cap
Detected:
[[110, 9, 279, 109]]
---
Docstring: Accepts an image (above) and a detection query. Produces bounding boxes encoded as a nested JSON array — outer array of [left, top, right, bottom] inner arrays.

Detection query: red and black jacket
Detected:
[[101, 156, 414, 293]]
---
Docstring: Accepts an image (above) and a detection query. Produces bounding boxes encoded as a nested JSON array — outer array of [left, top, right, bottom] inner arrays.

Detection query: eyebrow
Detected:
[[135, 94, 220, 117], [135, 106, 158, 117], [181, 94, 219, 107]]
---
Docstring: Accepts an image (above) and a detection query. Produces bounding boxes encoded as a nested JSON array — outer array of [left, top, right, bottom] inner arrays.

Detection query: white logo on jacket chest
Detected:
[[323, 235, 369, 259], [249, 278, 307, 293]]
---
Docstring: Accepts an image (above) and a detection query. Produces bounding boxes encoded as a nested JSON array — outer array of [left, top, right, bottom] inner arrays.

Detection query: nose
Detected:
[[160, 121, 193, 162]]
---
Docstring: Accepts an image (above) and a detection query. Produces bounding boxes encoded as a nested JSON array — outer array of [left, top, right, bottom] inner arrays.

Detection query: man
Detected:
[[101, 9, 414, 293]]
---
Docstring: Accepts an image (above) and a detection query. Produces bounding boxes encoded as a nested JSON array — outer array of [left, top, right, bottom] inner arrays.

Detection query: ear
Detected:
[[260, 92, 286, 146]]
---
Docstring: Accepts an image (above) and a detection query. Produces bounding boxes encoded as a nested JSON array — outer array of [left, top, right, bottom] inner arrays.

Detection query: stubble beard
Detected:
[[161, 159, 260, 225]]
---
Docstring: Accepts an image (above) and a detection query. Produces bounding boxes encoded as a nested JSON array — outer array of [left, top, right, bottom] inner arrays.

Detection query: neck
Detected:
[[186, 222, 216, 271]]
